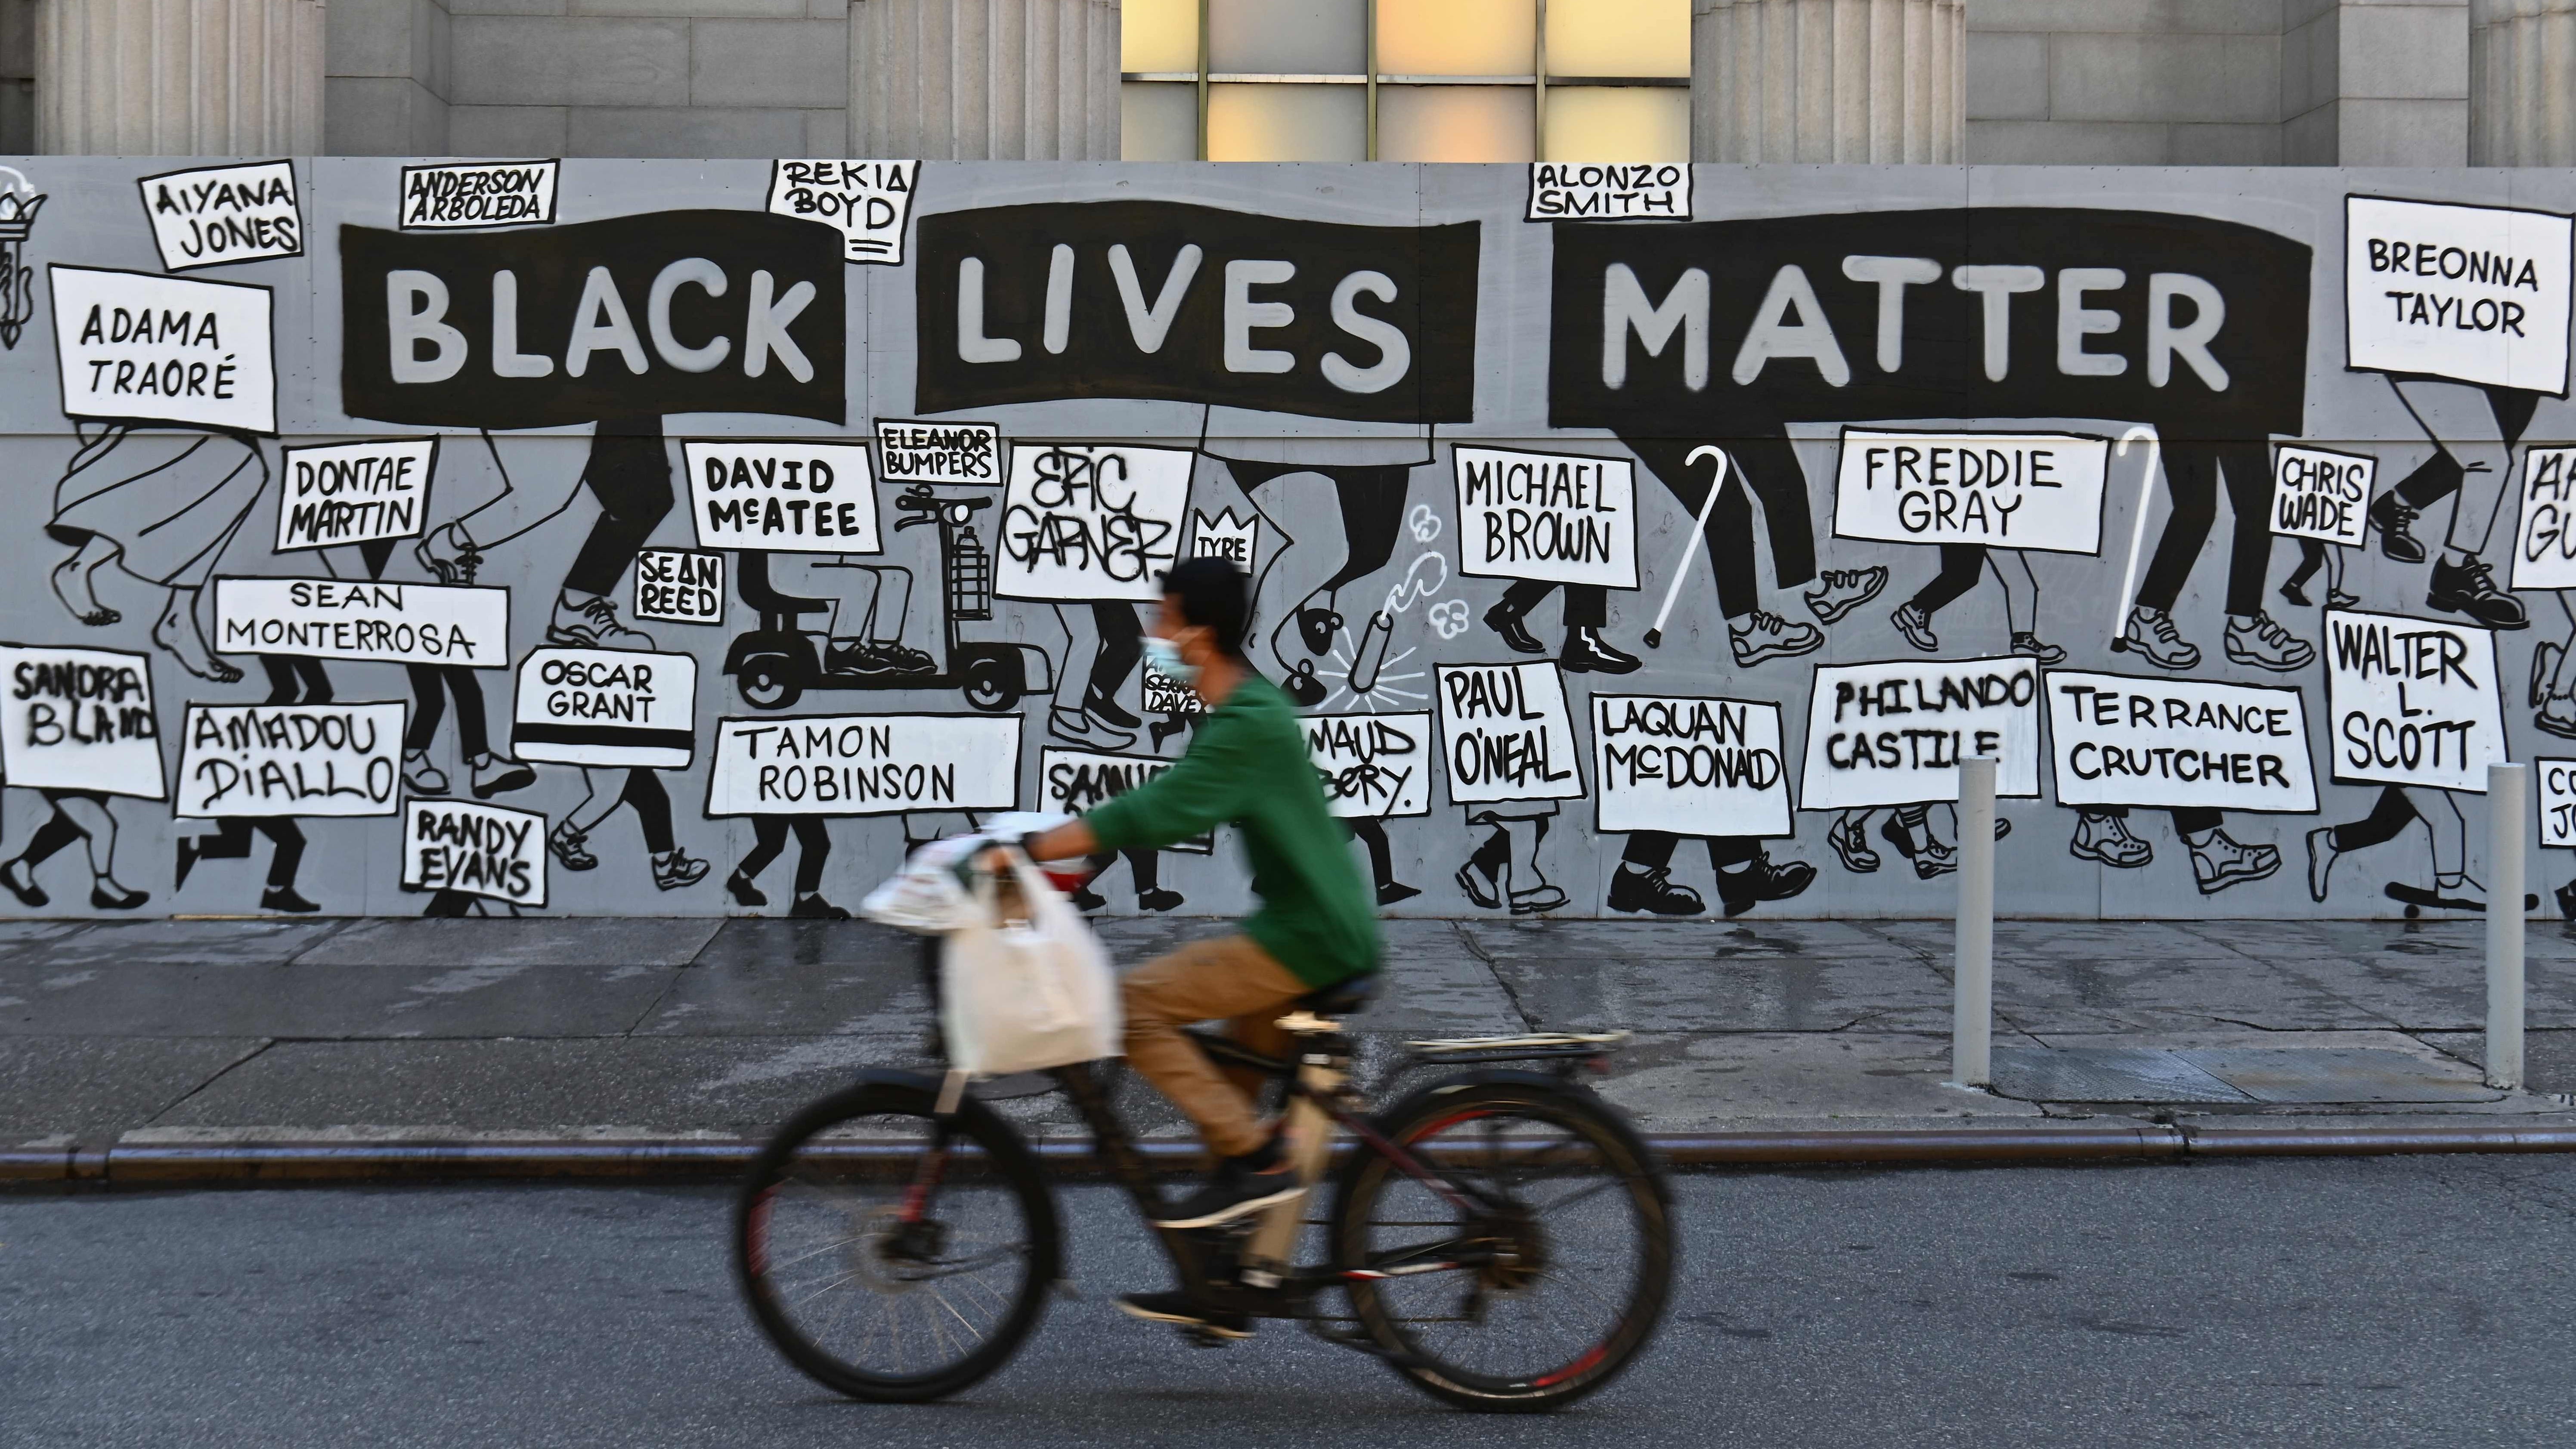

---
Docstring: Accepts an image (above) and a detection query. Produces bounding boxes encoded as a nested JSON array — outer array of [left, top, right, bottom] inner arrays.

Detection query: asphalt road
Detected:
[[6, 1157, 2576, 1447]]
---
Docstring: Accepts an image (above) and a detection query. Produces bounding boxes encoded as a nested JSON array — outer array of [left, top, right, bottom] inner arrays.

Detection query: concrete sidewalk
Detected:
[[6, 914, 2576, 1174]]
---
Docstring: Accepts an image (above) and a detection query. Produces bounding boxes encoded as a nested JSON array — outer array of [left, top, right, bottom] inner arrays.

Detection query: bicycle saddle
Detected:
[[1296, 972, 1379, 1018]]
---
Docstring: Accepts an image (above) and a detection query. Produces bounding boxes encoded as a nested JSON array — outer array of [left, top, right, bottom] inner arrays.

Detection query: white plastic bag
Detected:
[[939, 849, 1122, 1075], [858, 813, 1076, 935]]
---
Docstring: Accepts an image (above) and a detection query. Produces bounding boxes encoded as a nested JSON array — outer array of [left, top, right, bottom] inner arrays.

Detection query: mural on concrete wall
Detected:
[[0, 155, 2572, 920]]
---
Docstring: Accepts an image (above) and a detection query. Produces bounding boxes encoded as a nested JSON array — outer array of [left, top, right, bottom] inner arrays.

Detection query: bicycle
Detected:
[[731, 969, 1675, 1412]]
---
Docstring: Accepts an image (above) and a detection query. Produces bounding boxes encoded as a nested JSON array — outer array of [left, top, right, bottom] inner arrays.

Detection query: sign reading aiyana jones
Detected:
[[1436, 663, 1585, 805], [635, 548, 724, 625], [1453, 447, 1638, 589], [1307, 712, 1433, 819], [0, 645, 164, 800], [705, 714, 1019, 816], [684, 440, 879, 553], [214, 578, 509, 668], [1833, 430, 2109, 555], [402, 799, 547, 907], [275, 438, 437, 552], [2538, 759, 2576, 849], [50, 266, 276, 434], [2512, 446, 2576, 590], [176, 702, 405, 818], [768, 160, 919, 264], [1799, 657, 2043, 811], [1526, 164, 1690, 223], [511, 648, 697, 770], [399, 160, 559, 231], [2346, 195, 2573, 396], [2324, 608, 2507, 793], [2271, 444, 2375, 548], [876, 418, 1000, 484], [1594, 694, 1792, 837], [1038, 747, 1211, 853], [136, 160, 302, 271], [2046, 671, 2317, 813], [999, 444, 1192, 601]]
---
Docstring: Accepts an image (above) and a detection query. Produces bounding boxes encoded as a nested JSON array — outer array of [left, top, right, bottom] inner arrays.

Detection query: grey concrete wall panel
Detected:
[[0, 157, 2572, 924]]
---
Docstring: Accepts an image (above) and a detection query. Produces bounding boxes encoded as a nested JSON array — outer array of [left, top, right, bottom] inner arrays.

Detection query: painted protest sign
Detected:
[[768, 161, 919, 265], [1189, 508, 1262, 567], [399, 160, 558, 231], [1038, 746, 1211, 852], [0, 645, 164, 799], [2539, 759, 2576, 849], [706, 713, 1019, 816], [2324, 608, 2507, 793], [2345, 195, 2573, 396], [2511, 446, 2576, 590], [2271, 444, 2375, 548], [402, 799, 547, 907], [511, 648, 697, 769], [275, 439, 437, 552], [1307, 712, 1434, 819], [635, 548, 724, 625], [1453, 447, 1639, 589], [2046, 671, 2317, 813], [213, 578, 509, 668], [1833, 430, 2108, 555], [1593, 694, 1791, 837], [1141, 662, 1202, 717], [1799, 657, 2042, 811], [684, 440, 879, 553], [50, 266, 276, 434], [998, 443, 1191, 601], [1526, 164, 1689, 223], [1436, 663, 1585, 805], [136, 161, 302, 271], [176, 702, 405, 818], [875, 418, 1000, 484]]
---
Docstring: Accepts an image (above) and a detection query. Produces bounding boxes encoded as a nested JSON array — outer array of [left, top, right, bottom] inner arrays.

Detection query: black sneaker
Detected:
[[1607, 864, 1703, 915], [2371, 492, 2426, 563], [2426, 555, 2528, 629], [1117, 1290, 1253, 1340], [1715, 853, 1817, 917], [1151, 1158, 1302, 1229]]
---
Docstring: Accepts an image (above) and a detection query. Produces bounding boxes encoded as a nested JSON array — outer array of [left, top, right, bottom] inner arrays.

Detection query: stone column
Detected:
[[1692, 0, 1963, 164], [37, 0, 325, 155], [2472, 0, 2576, 165], [851, 0, 1118, 160]]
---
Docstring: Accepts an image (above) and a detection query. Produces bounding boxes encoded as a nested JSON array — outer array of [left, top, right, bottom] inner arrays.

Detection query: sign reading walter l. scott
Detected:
[[2324, 609, 2507, 793]]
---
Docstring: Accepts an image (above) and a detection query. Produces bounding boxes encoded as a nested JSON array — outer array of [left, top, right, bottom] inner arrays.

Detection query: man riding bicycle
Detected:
[[1004, 556, 1379, 1336]]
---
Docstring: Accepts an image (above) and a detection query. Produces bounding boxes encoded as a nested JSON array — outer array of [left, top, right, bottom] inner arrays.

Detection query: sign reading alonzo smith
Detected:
[[340, 210, 845, 428]]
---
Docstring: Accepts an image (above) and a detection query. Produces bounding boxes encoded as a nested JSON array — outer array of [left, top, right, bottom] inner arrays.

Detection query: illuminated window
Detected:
[[1121, 0, 1689, 162]]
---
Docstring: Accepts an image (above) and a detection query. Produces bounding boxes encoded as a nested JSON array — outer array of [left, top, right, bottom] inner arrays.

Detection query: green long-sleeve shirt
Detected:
[[1082, 672, 1378, 987]]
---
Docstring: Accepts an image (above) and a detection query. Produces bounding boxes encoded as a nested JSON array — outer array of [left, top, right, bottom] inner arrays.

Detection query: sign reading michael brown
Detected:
[[339, 210, 846, 427], [912, 201, 1479, 422]]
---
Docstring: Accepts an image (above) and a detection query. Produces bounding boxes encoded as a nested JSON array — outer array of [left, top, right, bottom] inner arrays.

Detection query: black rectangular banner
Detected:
[[341, 209, 845, 428], [913, 201, 1480, 424]]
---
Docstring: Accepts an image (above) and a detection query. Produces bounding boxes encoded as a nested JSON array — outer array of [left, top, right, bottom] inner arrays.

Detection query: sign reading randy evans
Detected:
[[2046, 671, 2317, 813], [402, 799, 547, 906], [1799, 657, 2043, 810]]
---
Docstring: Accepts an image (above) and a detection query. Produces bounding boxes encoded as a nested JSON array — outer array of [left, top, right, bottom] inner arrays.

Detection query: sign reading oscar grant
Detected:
[[684, 440, 879, 553], [276, 439, 438, 552], [1799, 658, 2042, 811], [2271, 444, 2375, 548], [512, 649, 696, 769], [1833, 430, 2109, 554], [403, 800, 547, 907], [50, 266, 278, 435], [2046, 672, 2317, 813], [706, 714, 1020, 816], [2345, 195, 2573, 395], [0, 645, 165, 800], [214, 578, 509, 667], [2325, 609, 2506, 793], [176, 702, 407, 818], [1595, 695, 1790, 837]]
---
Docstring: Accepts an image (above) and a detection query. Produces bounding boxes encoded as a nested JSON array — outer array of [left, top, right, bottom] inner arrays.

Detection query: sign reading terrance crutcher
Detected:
[[2046, 671, 2316, 813]]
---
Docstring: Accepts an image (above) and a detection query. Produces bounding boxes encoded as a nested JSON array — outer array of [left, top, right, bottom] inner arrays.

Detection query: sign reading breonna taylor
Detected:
[[2345, 195, 2573, 396], [1799, 657, 2043, 810], [1452, 447, 1638, 589], [1833, 430, 2109, 554], [704, 714, 1020, 816], [2324, 608, 2507, 793], [2047, 672, 2317, 813]]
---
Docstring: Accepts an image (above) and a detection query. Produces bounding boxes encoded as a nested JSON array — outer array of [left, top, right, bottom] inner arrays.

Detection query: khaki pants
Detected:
[[1119, 934, 1309, 1159]]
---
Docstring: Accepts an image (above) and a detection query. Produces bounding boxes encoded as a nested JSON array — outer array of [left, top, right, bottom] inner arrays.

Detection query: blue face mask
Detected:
[[1144, 635, 1198, 686]]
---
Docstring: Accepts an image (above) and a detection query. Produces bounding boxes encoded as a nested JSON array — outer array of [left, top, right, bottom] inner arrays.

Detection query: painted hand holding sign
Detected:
[[998, 443, 1190, 601], [2047, 671, 2318, 812], [2344, 195, 2572, 395], [704, 714, 1019, 815], [0, 645, 164, 799], [684, 440, 880, 552], [2324, 608, 2506, 793], [402, 799, 547, 906], [50, 266, 277, 434], [1833, 430, 2108, 554], [176, 702, 406, 817], [1799, 657, 2042, 810], [1593, 694, 1790, 837]]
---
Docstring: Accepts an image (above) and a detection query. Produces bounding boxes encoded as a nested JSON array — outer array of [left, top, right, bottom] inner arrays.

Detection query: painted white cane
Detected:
[[1643, 446, 1731, 649]]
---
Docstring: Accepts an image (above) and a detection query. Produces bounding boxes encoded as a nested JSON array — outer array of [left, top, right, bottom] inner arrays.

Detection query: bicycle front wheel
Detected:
[[1331, 1074, 1674, 1412], [732, 1075, 1059, 1403]]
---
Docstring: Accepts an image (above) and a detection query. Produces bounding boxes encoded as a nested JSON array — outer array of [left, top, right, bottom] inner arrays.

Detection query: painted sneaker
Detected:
[[470, 755, 537, 799], [1607, 864, 1703, 915], [1828, 813, 1881, 873], [2530, 641, 2561, 707], [2426, 554, 2527, 629], [402, 751, 451, 796], [2541, 694, 2576, 740], [652, 848, 712, 891], [2223, 612, 2316, 672], [548, 594, 656, 650], [2068, 811, 2152, 869], [1508, 882, 1569, 915], [2118, 606, 2201, 670], [1890, 602, 1938, 652], [2369, 492, 2426, 563], [2305, 826, 2338, 904], [1048, 705, 1136, 752], [548, 820, 598, 872], [2189, 832, 2281, 895], [2011, 631, 2068, 666], [413, 522, 484, 584], [1730, 610, 1824, 667], [1804, 567, 1888, 625]]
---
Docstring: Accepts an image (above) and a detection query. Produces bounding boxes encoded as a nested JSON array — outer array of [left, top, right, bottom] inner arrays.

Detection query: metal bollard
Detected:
[[1952, 758, 1997, 1089], [2486, 762, 2527, 1091]]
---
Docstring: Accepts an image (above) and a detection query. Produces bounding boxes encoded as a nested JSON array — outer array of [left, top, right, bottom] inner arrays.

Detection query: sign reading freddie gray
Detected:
[[913, 201, 1479, 422], [340, 209, 845, 428], [399, 160, 560, 231]]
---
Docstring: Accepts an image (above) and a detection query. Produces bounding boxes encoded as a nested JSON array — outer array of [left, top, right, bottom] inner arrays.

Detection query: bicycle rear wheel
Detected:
[[1331, 1074, 1673, 1412], [732, 1075, 1059, 1403]]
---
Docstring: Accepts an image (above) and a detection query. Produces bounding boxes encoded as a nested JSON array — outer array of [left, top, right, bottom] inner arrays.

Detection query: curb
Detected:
[[12, 1124, 2576, 1187]]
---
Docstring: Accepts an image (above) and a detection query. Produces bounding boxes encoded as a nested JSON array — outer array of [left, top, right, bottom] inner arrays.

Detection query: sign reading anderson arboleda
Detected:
[[0, 158, 2571, 920]]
